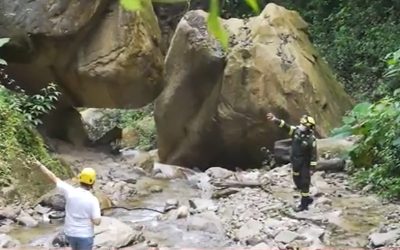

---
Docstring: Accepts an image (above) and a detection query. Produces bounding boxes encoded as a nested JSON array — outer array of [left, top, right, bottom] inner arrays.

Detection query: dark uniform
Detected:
[[274, 118, 317, 210]]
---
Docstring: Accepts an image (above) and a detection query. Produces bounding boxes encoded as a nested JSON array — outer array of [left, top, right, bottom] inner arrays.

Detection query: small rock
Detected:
[[250, 242, 271, 249], [205, 167, 234, 180], [147, 240, 158, 247], [0, 234, 19, 248], [34, 204, 51, 215], [164, 199, 179, 212], [235, 219, 263, 242], [264, 218, 283, 228], [315, 197, 332, 206], [369, 229, 400, 247], [188, 198, 216, 212], [187, 212, 223, 234], [16, 210, 39, 228], [94, 217, 145, 248], [274, 230, 300, 244], [176, 206, 189, 219], [0, 224, 13, 234], [0, 206, 21, 220], [362, 184, 374, 193], [149, 185, 163, 193]]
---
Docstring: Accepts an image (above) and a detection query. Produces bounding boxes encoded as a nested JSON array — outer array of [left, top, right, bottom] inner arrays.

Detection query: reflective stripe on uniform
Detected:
[[310, 161, 317, 166], [289, 126, 295, 136], [279, 120, 285, 128], [292, 171, 300, 176], [301, 192, 309, 197]]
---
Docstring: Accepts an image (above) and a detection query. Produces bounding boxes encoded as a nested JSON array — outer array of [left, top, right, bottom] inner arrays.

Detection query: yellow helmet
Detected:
[[78, 168, 96, 185], [300, 115, 315, 128]]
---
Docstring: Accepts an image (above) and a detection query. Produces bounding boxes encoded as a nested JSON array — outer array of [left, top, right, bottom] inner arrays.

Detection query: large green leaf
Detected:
[[244, 0, 260, 14], [352, 102, 371, 119], [393, 137, 400, 147], [152, 0, 187, 2], [120, 0, 142, 11], [0, 38, 10, 48], [207, 0, 228, 49]]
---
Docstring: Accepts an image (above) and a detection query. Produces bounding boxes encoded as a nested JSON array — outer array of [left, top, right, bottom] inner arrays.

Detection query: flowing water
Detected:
[[5, 145, 391, 249]]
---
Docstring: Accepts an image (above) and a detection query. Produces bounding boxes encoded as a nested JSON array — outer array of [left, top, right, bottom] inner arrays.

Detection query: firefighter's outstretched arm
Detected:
[[266, 113, 296, 136]]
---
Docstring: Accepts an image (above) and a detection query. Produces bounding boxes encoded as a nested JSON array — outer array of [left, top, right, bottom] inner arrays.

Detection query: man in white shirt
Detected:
[[36, 160, 101, 250]]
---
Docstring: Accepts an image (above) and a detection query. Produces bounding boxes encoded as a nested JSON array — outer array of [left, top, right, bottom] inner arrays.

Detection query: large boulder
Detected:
[[94, 217, 144, 248], [155, 4, 354, 169], [0, 0, 163, 141]]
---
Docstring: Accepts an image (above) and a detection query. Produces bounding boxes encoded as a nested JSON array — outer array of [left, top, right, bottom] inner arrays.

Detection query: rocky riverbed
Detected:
[[1, 141, 399, 249]]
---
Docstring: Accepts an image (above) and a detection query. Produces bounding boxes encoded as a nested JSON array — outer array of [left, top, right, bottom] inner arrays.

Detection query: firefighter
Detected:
[[266, 113, 318, 211]]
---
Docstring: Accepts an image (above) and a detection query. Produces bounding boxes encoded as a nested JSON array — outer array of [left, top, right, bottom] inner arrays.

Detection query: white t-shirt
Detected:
[[56, 179, 101, 238]]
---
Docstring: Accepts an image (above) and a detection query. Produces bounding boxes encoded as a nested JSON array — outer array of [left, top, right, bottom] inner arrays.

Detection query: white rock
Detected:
[[0, 234, 19, 248], [94, 217, 144, 248], [235, 219, 263, 242], [369, 229, 400, 247], [274, 230, 300, 244]]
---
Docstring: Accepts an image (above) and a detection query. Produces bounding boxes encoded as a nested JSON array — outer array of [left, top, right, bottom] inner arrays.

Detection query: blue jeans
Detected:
[[66, 235, 94, 250]]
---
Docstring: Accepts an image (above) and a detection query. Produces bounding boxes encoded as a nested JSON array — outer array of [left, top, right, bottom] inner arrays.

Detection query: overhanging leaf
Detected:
[[0, 38, 10, 48], [120, 0, 142, 11], [245, 0, 260, 14], [152, 0, 187, 2], [393, 137, 400, 147], [207, 0, 228, 49], [0, 59, 7, 65]]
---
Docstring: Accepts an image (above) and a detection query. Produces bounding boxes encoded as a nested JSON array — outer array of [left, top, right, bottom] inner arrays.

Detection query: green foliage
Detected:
[[208, 0, 229, 49], [273, 0, 400, 100], [0, 87, 70, 188], [119, 0, 259, 50], [332, 49, 400, 198], [0, 83, 61, 126], [119, 104, 156, 150], [221, 0, 266, 18]]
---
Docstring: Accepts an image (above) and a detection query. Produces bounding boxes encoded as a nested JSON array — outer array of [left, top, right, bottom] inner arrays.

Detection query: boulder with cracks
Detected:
[[155, 4, 353, 170]]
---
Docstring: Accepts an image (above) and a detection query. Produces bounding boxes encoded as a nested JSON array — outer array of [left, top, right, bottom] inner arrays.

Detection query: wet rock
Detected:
[[297, 226, 324, 244], [34, 204, 51, 215], [52, 232, 68, 247], [315, 197, 332, 206], [235, 219, 263, 242], [107, 167, 143, 184], [149, 185, 163, 193], [274, 230, 300, 244], [188, 198, 217, 212], [164, 199, 179, 212], [94, 217, 144, 248], [0, 223, 13, 234], [187, 212, 224, 234], [39, 189, 66, 211], [212, 188, 240, 199], [0, 206, 20, 220], [0, 234, 19, 248], [362, 184, 374, 193], [16, 210, 39, 228], [264, 218, 284, 229], [152, 162, 190, 179], [369, 229, 400, 247], [206, 167, 234, 180], [250, 242, 272, 249], [147, 240, 158, 247], [176, 205, 189, 219]]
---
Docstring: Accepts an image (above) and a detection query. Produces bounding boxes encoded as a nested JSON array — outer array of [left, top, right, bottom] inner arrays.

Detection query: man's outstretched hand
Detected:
[[266, 112, 277, 121]]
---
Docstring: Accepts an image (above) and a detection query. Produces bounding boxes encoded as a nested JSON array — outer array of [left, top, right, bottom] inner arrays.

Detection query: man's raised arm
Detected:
[[266, 113, 296, 136], [35, 159, 59, 184]]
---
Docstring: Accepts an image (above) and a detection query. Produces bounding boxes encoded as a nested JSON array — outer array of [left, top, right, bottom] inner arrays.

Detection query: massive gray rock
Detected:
[[155, 4, 353, 169], [0, 0, 163, 143]]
